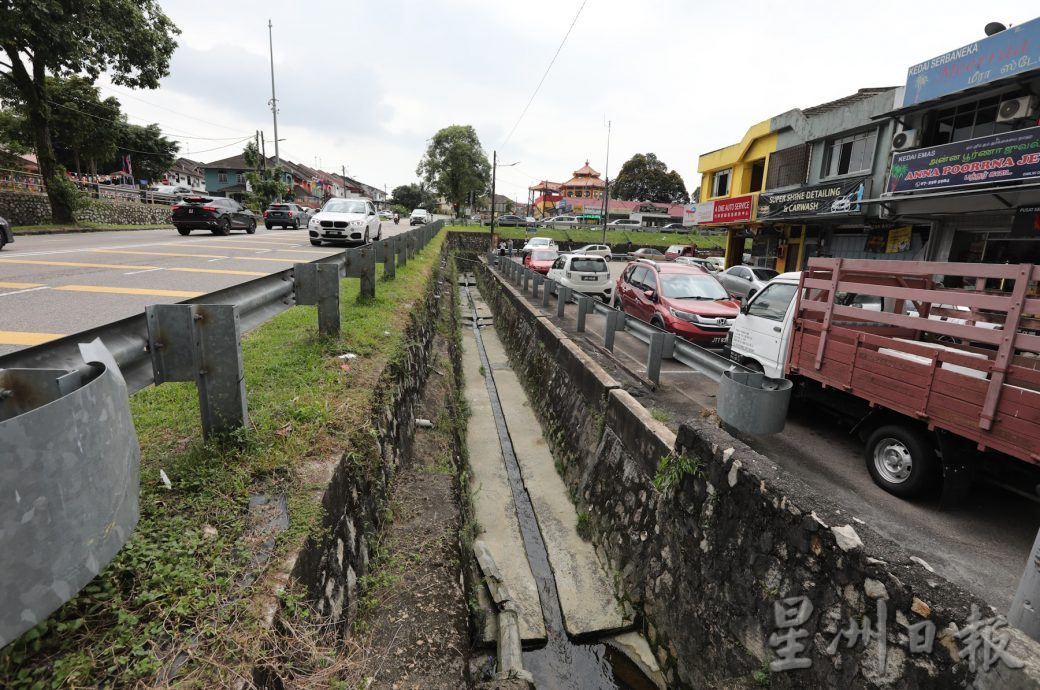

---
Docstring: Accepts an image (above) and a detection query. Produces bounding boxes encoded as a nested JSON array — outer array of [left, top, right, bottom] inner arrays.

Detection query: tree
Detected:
[[110, 121, 177, 183], [242, 140, 288, 211], [391, 182, 436, 211], [47, 77, 121, 176], [0, 1, 179, 222], [416, 125, 490, 219], [611, 153, 690, 204]]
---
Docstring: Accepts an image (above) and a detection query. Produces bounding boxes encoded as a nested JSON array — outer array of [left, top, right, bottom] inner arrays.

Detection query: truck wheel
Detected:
[[865, 424, 938, 498]]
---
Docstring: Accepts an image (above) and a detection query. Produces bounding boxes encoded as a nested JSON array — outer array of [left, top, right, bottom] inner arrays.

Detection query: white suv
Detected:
[[410, 208, 433, 226], [308, 197, 381, 246], [546, 253, 614, 302]]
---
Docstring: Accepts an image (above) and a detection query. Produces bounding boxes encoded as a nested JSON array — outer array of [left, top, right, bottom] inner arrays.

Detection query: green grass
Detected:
[[444, 224, 727, 249], [0, 232, 446, 689], [12, 222, 172, 233]]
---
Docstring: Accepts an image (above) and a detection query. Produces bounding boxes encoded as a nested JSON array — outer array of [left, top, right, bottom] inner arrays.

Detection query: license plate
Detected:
[[711, 337, 726, 344], [581, 275, 597, 281], [328, 231, 342, 236], [188, 209, 194, 214]]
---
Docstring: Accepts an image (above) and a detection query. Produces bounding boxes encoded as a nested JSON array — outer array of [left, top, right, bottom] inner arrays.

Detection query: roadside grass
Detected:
[[12, 222, 172, 234], [0, 232, 445, 689], [444, 224, 727, 250]]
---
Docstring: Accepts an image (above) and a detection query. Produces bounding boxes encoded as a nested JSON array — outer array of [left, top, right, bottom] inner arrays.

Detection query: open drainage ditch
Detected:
[[462, 278, 658, 690]]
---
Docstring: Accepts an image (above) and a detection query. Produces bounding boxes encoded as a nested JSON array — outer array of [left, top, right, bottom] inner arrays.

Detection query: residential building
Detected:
[[200, 153, 252, 200], [163, 157, 206, 192]]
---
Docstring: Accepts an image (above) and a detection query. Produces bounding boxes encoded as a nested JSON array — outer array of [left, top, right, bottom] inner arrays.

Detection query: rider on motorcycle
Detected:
[[393, 211, 400, 224]]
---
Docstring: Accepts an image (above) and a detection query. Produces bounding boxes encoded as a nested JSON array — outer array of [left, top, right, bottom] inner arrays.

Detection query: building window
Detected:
[[218, 171, 228, 184], [236, 173, 245, 184], [823, 130, 877, 178], [928, 94, 1021, 145], [711, 169, 731, 197], [766, 144, 810, 190], [567, 190, 573, 197], [748, 159, 765, 192]]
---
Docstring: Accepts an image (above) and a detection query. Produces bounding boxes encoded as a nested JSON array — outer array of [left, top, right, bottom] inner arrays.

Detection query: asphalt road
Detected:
[[506, 256, 1040, 613], [0, 220, 414, 357]]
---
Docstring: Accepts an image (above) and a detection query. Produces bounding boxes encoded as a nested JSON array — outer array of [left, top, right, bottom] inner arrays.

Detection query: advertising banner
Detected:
[[684, 201, 715, 226], [711, 194, 754, 223], [888, 126, 1040, 193], [903, 17, 1040, 107], [886, 226, 913, 253], [757, 178, 868, 220]]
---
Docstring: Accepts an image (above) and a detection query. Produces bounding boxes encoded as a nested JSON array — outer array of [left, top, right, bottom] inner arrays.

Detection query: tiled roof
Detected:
[[571, 161, 601, 178], [200, 153, 250, 170], [801, 87, 897, 117]]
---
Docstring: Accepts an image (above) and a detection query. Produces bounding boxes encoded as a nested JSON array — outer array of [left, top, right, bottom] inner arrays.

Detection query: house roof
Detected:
[[561, 161, 605, 189], [801, 87, 897, 117], [529, 180, 561, 192], [200, 153, 251, 170]]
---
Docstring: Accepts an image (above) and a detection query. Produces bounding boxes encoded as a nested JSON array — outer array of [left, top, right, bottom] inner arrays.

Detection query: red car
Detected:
[[613, 259, 738, 346], [664, 244, 697, 261], [524, 249, 559, 274]]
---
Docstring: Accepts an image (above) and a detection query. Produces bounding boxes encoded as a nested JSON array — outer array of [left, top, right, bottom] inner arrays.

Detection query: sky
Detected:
[[98, 0, 1035, 202]]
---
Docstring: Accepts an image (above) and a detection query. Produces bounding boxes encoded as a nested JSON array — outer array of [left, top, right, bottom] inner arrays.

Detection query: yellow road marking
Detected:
[[56, 285, 204, 298], [93, 249, 228, 259], [0, 281, 43, 289], [0, 258, 156, 270], [169, 267, 268, 276], [200, 244, 328, 254], [0, 330, 64, 345]]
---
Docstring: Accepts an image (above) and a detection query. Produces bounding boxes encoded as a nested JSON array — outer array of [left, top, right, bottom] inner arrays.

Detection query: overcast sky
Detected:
[[100, 0, 1033, 202]]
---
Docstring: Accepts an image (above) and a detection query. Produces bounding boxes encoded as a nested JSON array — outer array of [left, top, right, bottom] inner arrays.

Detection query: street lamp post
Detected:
[[601, 119, 612, 244], [489, 149, 519, 235]]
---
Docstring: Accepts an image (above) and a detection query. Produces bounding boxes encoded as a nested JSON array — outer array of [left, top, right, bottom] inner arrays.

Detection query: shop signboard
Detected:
[[757, 178, 868, 220], [886, 226, 913, 253], [888, 126, 1040, 193], [684, 201, 715, 226], [711, 194, 754, 224], [902, 16, 1040, 107], [1011, 206, 1040, 237]]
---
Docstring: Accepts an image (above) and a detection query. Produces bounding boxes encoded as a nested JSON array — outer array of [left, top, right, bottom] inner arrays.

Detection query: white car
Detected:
[[608, 219, 642, 229], [539, 215, 579, 228], [572, 244, 612, 261], [308, 197, 381, 246], [410, 208, 433, 226], [674, 256, 720, 273], [546, 253, 614, 303], [521, 236, 558, 253], [154, 184, 193, 196]]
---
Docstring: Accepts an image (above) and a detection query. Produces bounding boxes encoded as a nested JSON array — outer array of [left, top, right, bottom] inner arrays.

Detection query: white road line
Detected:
[[255, 249, 272, 253], [124, 267, 165, 275], [208, 258, 227, 262], [0, 286, 51, 298]]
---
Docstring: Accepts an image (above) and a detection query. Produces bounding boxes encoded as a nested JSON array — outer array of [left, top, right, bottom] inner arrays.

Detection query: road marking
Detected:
[[169, 267, 267, 276], [0, 286, 51, 297], [0, 258, 156, 270], [0, 281, 43, 289], [124, 268, 164, 275], [0, 330, 64, 345], [230, 256, 314, 263], [208, 258, 227, 262], [55, 285, 204, 298], [93, 249, 228, 259]]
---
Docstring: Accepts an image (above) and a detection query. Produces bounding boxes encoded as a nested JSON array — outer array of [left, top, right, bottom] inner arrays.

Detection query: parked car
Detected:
[[154, 184, 193, 196], [521, 237, 558, 253], [661, 222, 687, 232], [546, 253, 613, 303], [608, 219, 642, 229], [264, 202, 307, 229], [0, 215, 12, 251], [494, 214, 526, 227], [377, 210, 393, 221], [173, 196, 256, 236], [539, 215, 579, 228], [409, 208, 433, 226], [523, 249, 559, 274], [614, 259, 738, 346], [627, 247, 665, 260], [309, 197, 381, 246], [674, 256, 720, 273], [716, 265, 780, 301], [664, 244, 698, 260], [572, 244, 612, 261]]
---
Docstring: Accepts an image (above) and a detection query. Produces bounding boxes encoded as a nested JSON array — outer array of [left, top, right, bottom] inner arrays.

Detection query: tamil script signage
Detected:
[[902, 17, 1040, 107], [888, 126, 1040, 193], [757, 178, 868, 220]]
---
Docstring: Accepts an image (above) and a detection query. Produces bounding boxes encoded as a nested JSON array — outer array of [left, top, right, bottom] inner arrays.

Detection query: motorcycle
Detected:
[[393, 213, 400, 225]]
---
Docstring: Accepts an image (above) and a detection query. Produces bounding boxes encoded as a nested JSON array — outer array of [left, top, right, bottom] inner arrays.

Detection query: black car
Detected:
[[495, 214, 525, 227], [264, 202, 306, 229], [173, 197, 256, 236], [0, 215, 12, 251]]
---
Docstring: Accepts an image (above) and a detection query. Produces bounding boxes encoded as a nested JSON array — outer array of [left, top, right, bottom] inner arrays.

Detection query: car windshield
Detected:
[[570, 258, 607, 272], [532, 251, 558, 261], [640, 249, 662, 255], [660, 274, 729, 300], [270, 204, 289, 209], [324, 199, 367, 214], [752, 268, 779, 281], [667, 246, 682, 252]]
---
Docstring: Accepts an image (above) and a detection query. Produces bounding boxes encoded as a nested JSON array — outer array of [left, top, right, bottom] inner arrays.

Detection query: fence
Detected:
[[0, 168, 181, 206], [0, 220, 443, 647]]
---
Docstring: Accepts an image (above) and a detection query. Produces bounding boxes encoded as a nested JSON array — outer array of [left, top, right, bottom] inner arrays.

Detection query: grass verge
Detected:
[[0, 232, 446, 689]]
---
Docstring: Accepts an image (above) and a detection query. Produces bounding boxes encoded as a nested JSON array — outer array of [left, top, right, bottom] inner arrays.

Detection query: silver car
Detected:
[[716, 265, 779, 301], [571, 244, 612, 261]]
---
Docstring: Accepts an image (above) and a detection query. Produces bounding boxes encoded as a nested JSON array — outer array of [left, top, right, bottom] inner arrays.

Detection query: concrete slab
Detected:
[[604, 632, 667, 690], [480, 327, 632, 638], [461, 322, 546, 643]]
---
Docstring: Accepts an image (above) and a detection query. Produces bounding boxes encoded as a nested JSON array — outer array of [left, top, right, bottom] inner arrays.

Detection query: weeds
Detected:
[[652, 453, 704, 493], [576, 511, 592, 541]]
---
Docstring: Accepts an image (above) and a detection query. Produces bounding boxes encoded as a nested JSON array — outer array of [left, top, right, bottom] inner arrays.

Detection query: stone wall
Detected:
[[472, 258, 1040, 689], [0, 190, 172, 226]]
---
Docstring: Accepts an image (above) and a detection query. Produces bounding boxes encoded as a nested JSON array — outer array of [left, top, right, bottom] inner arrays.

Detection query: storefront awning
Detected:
[[860, 180, 1040, 217]]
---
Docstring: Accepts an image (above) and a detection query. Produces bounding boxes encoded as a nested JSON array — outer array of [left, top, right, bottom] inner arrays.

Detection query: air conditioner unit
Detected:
[[892, 129, 920, 151], [997, 95, 1039, 122]]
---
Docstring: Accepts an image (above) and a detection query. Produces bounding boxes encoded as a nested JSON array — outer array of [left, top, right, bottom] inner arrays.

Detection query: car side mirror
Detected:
[[643, 289, 656, 301], [740, 301, 751, 314]]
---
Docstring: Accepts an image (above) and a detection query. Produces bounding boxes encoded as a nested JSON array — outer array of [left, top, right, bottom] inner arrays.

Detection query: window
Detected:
[[660, 274, 728, 300], [928, 94, 1020, 145], [570, 258, 606, 272], [236, 173, 245, 184], [629, 267, 650, 290], [747, 283, 798, 321], [218, 171, 228, 184], [748, 159, 765, 192], [765, 144, 810, 190], [711, 169, 731, 197], [823, 130, 877, 178]]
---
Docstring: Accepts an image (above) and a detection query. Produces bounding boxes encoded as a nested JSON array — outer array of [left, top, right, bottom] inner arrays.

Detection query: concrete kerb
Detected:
[[605, 389, 676, 476]]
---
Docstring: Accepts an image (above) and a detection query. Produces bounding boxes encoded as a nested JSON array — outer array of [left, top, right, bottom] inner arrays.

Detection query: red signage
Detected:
[[711, 195, 754, 223]]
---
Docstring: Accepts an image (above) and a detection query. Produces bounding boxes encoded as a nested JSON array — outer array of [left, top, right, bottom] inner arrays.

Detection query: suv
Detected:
[[172, 196, 256, 236], [0, 215, 12, 251], [521, 236, 558, 253], [547, 253, 613, 302], [308, 197, 381, 246], [264, 202, 307, 229], [614, 259, 739, 346], [410, 208, 432, 226]]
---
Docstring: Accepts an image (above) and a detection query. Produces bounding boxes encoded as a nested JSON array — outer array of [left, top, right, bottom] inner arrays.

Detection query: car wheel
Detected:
[[864, 424, 938, 498], [217, 217, 231, 236], [376, 224, 382, 241], [611, 293, 622, 310], [293, 219, 300, 230], [0, 234, 6, 251], [246, 218, 257, 234], [310, 239, 322, 246], [650, 315, 666, 330], [265, 223, 273, 230], [364, 229, 370, 244], [176, 227, 190, 236]]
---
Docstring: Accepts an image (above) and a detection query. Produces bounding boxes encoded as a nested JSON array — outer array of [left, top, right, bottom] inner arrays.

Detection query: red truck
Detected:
[[727, 257, 1040, 499]]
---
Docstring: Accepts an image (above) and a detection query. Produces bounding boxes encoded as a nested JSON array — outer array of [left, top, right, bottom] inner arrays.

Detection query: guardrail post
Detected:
[[522, 270, 530, 292], [647, 331, 666, 384], [146, 303, 248, 437], [407, 231, 417, 259], [294, 263, 341, 336], [662, 331, 676, 359], [542, 279, 555, 307], [557, 286, 571, 317], [377, 238, 395, 279], [344, 246, 377, 299], [576, 296, 591, 332], [533, 274, 543, 298], [1011, 527, 1040, 641], [397, 233, 408, 267], [604, 310, 625, 351]]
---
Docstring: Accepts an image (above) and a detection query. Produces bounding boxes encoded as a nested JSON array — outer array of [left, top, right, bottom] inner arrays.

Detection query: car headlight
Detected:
[[669, 308, 708, 323], [309, 218, 319, 227], [350, 220, 364, 226]]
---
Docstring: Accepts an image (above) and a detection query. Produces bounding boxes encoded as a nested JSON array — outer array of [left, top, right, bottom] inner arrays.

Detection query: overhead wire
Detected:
[[97, 83, 250, 134]]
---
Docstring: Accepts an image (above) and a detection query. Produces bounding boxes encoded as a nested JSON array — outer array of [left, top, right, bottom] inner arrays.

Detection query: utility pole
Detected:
[[267, 19, 280, 167], [260, 131, 267, 169], [342, 165, 347, 198], [601, 119, 612, 243], [490, 150, 497, 234]]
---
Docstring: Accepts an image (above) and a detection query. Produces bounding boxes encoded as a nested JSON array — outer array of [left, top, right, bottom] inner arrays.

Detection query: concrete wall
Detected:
[[0, 191, 172, 226], [473, 258, 1040, 689]]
